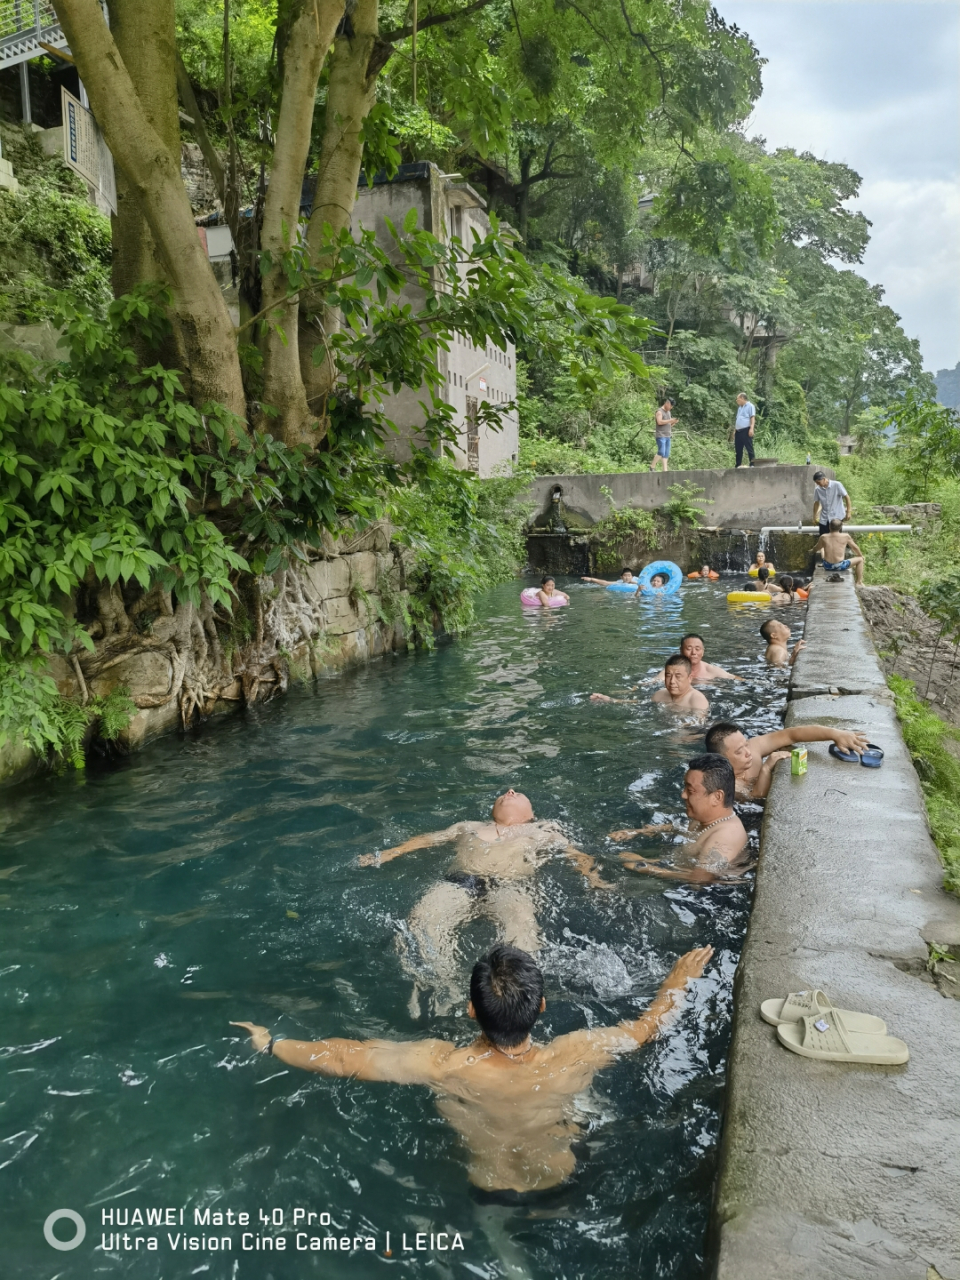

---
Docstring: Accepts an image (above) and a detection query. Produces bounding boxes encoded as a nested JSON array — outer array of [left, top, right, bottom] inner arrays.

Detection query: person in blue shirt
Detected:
[[733, 393, 756, 467]]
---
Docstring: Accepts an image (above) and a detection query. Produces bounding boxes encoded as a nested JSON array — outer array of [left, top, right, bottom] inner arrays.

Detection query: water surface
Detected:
[[0, 579, 802, 1279]]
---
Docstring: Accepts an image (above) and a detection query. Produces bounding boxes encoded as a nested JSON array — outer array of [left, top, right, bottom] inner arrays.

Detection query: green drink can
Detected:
[[791, 745, 807, 775]]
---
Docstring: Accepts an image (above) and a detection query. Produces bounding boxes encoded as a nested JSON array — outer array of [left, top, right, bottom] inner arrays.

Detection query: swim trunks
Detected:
[[445, 872, 495, 897], [821, 559, 851, 571]]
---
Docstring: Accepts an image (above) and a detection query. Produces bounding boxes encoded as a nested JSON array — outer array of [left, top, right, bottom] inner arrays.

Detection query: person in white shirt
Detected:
[[812, 470, 851, 534], [733, 393, 756, 467]]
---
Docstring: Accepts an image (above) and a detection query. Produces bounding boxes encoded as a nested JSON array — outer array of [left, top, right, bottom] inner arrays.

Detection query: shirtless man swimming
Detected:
[[760, 618, 805, 667], [232, 942, 712, 1194], [591, 654, 710, 713], [609, 754, 749, 884], [360, 789, 612, 1014], [657, 634, 740, 682], [581, 568, 637, 587], [705, 720, 870, 800], [814, 519, 865, 584]]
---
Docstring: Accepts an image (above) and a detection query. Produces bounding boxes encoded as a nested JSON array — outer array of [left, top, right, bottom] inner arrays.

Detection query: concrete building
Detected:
[[350, 162, 518, 477]]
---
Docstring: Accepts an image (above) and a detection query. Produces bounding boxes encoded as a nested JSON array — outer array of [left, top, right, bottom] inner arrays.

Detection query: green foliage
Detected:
[[888, 393, 960, 502], [387, 462, 531, 643], [661, 481, 712, 531], [591, 487, 656, 542], [0, 124, 111, 323], [889, 675, 960, 895]]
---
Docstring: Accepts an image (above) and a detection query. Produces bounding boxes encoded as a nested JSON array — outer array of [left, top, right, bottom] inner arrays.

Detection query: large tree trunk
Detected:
[[258, 0, 345, 447], [299, 0, 391, 423], [53, 0, 247, 424]]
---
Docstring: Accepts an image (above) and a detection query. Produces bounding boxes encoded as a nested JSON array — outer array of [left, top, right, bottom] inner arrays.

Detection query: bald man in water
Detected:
[[233, 942, 712, 1197], [360, 790, 612, 1015]]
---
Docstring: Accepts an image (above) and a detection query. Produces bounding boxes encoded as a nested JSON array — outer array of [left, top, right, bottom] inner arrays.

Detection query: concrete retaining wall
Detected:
[[526, 464, 828, 530], [711, 572, 960, 1279]]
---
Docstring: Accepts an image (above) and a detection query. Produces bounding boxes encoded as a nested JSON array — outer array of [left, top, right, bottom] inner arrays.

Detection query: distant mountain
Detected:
[[936, 362, 960, 409]]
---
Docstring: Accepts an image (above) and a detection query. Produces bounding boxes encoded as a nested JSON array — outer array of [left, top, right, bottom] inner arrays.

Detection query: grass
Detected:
[[889, 674, 960, 896]]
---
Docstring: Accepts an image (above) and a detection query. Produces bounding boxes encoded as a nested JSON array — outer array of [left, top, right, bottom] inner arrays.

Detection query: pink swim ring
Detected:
[[520, 587, 568, 608]]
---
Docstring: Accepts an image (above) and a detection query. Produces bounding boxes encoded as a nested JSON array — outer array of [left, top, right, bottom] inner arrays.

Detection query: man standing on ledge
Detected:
[[231, 944, 712, 1196], [812, 469, 851, 534], [733, 392, 756, 467], [652, 397, 677, 473]]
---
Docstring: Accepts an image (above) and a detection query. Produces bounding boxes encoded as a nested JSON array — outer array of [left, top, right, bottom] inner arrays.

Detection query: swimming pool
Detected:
[[0, 579, 802, 1279]]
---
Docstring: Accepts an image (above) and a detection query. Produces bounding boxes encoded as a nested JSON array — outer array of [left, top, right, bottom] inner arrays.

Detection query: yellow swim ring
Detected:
[[727, 591, 771, 603], [748, 565, 775, 577]]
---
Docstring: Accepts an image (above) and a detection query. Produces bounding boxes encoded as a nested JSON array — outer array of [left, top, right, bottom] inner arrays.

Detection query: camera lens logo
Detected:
[[43, 1209, 86, 1251]]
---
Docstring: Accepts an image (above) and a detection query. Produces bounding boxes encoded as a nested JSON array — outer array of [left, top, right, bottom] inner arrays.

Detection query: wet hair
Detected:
[[470, 946, 544, 1048], [829, 519, 843, 532], [740, 581, 758, 591], [687, 753, 735, 808], [621, 567, 633, 577], [704, 721, 741, 755], [778, 575, 794, 592], [651, 573, 666, 586], [759, 619, 778, 641], [757, 567, 770, 583], [681, 633, 704, 646], [665, 653, 692, 672], [541, 576, 554, 586]]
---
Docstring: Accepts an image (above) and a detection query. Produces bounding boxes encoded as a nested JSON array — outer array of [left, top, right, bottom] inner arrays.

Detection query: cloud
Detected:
[[718, 0, 960, 369]]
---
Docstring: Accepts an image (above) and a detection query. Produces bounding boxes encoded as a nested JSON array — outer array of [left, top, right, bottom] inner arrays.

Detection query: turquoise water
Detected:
[[0, 579, 800, 1279]]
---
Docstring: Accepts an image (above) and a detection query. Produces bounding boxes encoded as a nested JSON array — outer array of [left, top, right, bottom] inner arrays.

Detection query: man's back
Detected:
[[818, 531, 852, 562]]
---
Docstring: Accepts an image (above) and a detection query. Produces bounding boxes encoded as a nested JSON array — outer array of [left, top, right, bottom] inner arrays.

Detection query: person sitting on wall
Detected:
[[231, 942, 713, 1198], [687, 564, 720, 580], [581, 568, 638, 587], [358, 789, 613, 1016], [813, 520, 865, 585], [704, 720, 870, 800], [610, 755, 750, 883], [760, 619, 805, 667], [748, 551, 775, 575]]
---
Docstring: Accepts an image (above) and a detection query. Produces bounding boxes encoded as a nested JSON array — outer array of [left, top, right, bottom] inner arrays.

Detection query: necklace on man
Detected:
[[492, 1040, 534, 1061], [698, 813, 736, 833]]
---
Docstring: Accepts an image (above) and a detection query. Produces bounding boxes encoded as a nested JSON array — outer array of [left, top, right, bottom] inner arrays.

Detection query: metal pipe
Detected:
[[759, 525, 912, 535]]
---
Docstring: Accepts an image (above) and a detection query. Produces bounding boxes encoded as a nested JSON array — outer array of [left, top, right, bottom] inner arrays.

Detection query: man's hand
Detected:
[[231, 1021, 271, 1053], [833, 729, 869, 754], [767, 750, 791, 767], [663, 946, 714, 988], [358, 853, 379, 867], [587, 871, 617, 891], [789, 640, 806, 666], [590, 693, 614, 703], [609, 826, 670, 840]]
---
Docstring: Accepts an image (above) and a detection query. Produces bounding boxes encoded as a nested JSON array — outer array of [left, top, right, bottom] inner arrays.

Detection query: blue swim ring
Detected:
[[637, 560, 683, 596], [606, 581, 639, 593]]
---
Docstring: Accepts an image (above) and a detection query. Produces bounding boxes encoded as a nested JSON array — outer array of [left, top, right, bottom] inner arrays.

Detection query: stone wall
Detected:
[[0, 522, 417, 786]]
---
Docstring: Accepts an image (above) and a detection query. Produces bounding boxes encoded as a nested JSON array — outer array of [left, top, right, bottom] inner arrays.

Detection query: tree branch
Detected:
[[175, 51, 226, 206], [381, 0, 496, 43]]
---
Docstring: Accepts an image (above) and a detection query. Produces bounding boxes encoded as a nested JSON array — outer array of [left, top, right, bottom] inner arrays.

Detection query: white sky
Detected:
[[717, 0, 960, 373]]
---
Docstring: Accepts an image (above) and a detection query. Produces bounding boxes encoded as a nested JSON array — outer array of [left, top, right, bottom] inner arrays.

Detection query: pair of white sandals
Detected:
[[761, 989, 909, 1064]]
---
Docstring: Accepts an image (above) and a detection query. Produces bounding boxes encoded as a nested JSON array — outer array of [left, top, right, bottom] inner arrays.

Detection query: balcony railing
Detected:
[[0, 1, 66, 69]]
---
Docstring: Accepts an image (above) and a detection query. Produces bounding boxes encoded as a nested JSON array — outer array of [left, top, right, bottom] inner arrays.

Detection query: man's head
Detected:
[[683, 753, 735, 822], [829, 518, 843, 532], [491, 789, 535, 826], [760, 618, 790, 645], [680, 633, 705, 664], [469, 946, 545, 1048], [704, 722, 752, 773], [737, 393, 747, 405], [813, 470, 829, 488], [663, 653, 692, 696], [620, 567, 634, 581], [661, 397, 672, 409]]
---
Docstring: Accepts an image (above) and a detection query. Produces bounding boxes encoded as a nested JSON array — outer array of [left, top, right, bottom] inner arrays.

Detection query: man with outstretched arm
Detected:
[[359, 789, 613, 1015], [705, 719, 870, 800], [591, 653, 710, 713], [609, 754, 749, 884], [761, 619, 805, 667], [232, 942, 712, 1196]]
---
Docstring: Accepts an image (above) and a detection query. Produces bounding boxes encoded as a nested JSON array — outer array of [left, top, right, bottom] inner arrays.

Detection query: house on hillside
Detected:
[[349, 162, 518, 477]]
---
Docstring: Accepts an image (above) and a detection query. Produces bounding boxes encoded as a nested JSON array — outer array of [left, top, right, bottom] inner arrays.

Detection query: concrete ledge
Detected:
[[790, 570, 891, 701], [711, 578, 960, 1280]]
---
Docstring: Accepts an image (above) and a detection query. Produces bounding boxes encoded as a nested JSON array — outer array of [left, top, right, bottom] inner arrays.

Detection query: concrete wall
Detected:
[[527, 465, 830, 530], [711, 572, 960, 1279]]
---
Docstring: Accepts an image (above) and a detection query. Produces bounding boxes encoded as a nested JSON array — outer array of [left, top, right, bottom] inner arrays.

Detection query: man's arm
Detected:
[[230, 1023, 446, 1084], [752, 749, 791, 799], [789, 639, 806, 666], [609, 824, 677, 840], [557, 948, 713, 1066], [581, 576, 615, 585], [359, 824, 467, 866], [844, 492, 852, 519], [750, 722, 869, 757], [621, 856, 725, 884], [564, 844, 615, 891], [702, 662, 742, 681], [846, 537, 863, 557], [812, 535, 825, 558], [813, 501, 822, 525], [590, 692, 639, 704]]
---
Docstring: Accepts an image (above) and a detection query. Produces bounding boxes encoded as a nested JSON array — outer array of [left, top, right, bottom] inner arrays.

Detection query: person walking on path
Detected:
[[812, 470, 851, 534], [733, 393, 756, 467], [652, 398, 677, 472]]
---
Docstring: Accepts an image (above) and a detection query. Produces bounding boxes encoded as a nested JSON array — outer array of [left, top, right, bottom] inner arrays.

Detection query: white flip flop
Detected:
[[777, 1014, 909, 1065], [760, 989, 886, 1035]]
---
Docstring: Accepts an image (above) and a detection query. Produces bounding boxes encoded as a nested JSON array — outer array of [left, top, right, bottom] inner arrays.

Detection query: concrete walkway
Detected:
[[711, 571, 960, 1280]]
